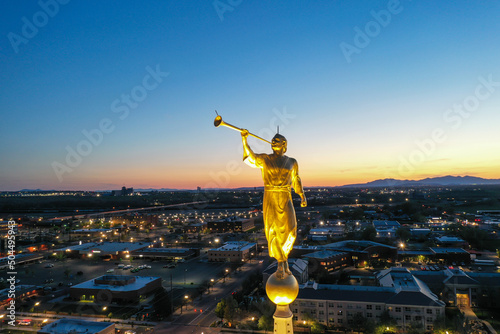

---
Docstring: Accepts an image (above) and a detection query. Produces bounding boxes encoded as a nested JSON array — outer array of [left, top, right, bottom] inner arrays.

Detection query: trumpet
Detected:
[[213, 111, 271, 144]]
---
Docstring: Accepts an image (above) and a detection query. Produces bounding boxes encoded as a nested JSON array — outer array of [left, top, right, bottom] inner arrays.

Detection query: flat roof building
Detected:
[[132, 247, 198, 260], [39, 319, 115, 334], [208, 241, 257, 262], [303, 250, 350, 274], [69, 275, 161, 303], [207, 216, 254, 233], [55, 241, 152, 259]]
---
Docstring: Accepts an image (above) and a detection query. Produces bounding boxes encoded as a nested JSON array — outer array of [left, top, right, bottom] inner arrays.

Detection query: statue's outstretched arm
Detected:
[[241, 129, 261, 168], [292, 161, 307, 207]]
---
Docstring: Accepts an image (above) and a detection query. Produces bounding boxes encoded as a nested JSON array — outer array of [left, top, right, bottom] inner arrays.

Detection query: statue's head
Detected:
[[271, 134, 287, 155]]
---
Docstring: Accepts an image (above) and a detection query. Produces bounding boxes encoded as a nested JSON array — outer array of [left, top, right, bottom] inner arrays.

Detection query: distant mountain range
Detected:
[[9, 176, 500, 192], [341, 175, 500, 188]]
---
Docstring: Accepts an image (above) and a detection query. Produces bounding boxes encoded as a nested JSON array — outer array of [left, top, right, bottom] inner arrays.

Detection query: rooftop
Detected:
[[211, 241, 256, 252], [71, 275, 160, 292], [39, 318, 114, 334], [303, 250, 347, 259], [430, 247, 469, 254], [57, 241, 152, 253]]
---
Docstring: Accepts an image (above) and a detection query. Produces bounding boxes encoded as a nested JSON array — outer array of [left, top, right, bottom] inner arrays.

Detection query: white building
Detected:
[[291, 267, 445, 332]]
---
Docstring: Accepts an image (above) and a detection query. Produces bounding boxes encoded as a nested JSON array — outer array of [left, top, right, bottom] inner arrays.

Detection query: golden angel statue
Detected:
[[241, 129, 307, 279]]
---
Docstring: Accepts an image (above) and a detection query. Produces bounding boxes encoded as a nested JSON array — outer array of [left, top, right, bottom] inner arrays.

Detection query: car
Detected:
[[45, 264, 54, 268], [67, 282, 73, 286], [18, 319, 31, 326], [107, 269, 115, 273], [124, 331, 136, 334]]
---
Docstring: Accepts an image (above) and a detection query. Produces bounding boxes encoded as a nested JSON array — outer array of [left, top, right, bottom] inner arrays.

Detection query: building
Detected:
[[0, 253, 43, 270], [70, 228, 114, 239], [132, 247, 198, 261], [429, 247, 471, 264], [38, 319, 115, 334], [291, 267, 445, 332], [208, 241, 257, 262], [414, 268, 500, 309], [409, 228, 431, 239], [111, 186, 133, 196], [322, 240, 398, 266], [69, 275, 161, 303], [302, 250, 350, 274], [263, 258, 309, 284], [373, 220, 400, 239], [308, 226, 345, 240], [434, 236, 469, 248], [207, 216, 254, 232], [0, 285, 38, 307], [55, 241, 153, 260]]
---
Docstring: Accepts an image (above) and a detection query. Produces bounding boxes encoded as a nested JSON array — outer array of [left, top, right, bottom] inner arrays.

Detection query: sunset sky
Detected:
[[1, 1, 500, 191]]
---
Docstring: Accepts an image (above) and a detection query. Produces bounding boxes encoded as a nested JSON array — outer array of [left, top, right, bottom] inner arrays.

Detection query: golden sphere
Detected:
[[265, 272, 299, 305]]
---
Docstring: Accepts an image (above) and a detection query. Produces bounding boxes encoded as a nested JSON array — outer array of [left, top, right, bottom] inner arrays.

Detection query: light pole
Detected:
[[210, 278, 215, 292], [184, 269, 187, 285]]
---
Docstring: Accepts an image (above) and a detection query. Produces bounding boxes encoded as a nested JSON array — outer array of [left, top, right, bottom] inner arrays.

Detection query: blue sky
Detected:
[[1, 1, 500, 190]]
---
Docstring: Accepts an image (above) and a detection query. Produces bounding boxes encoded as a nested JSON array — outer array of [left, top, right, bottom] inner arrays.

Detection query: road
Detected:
[[154, 255, 269, 334]]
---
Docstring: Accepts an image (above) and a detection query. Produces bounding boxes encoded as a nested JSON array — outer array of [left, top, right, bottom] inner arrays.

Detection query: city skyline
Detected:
[[1, 1, 500, 191]]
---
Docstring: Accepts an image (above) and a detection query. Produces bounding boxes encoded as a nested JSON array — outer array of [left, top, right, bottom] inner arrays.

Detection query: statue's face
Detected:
[[271, 136, 287, 155]]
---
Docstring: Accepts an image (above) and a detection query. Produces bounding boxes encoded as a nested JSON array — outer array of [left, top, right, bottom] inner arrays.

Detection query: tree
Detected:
[[215, 299, 226, 321], [223, 296, 238, 323], [396, 227, 411, 241], [152, 288, 172, 320], [258, 314, 273, 332], [362, 226, 377, 241]]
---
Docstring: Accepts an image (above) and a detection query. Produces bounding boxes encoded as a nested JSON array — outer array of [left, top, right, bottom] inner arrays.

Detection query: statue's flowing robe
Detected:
[[243, 151, 304, 262]]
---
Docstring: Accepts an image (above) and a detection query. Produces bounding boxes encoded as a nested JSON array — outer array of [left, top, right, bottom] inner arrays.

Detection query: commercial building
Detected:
[[429, 247, 471, 264], [302, 250, 350, 274], [55, 241, 152, 260], [373, 220, 400, 239], [132, 247, 198, 261], [291, 267, 445, 332], [434, 236, 469, 248], [207, 216, 254, 232], [208, 241, 257, 262], [70, 275, 161, 303], [39, 319, 115, 334]]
